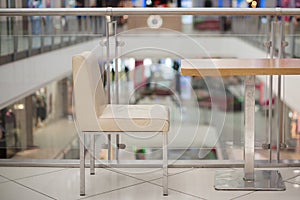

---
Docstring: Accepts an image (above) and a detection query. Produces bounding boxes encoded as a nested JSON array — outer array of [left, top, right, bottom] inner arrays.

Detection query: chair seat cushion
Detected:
[[98, 104, 169, 132]]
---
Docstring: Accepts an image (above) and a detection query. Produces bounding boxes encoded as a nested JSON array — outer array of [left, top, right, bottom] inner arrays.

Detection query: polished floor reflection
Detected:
[[0, 167, 299, 199], [7, 76, 300, 161]]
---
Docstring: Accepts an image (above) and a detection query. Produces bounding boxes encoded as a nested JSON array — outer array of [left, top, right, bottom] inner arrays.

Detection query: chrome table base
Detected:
[[214, 169, 285, 191], [214, 76, 285, 192]]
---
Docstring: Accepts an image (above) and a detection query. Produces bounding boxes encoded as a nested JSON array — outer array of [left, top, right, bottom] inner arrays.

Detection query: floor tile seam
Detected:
[[284, 180, 300, 185], [102, 167, 158, 183], [100, 167, 167, 189], [80, 167, 204, 200], [168, 167, 198, 177], [147, 179, 206, 200], [80, 180, 206, 200], [78, 181, 147, 200], [145, 167, 197, 183], [229, 191, 256, 200], [0, 177, 12, 185], [0, 174, 57, 200], [284, 174, 300, 182], [167, 187, 206, 200], [6, 168, 69, 182], [99, 167, 216, 199], [103, 167, 196, 183]]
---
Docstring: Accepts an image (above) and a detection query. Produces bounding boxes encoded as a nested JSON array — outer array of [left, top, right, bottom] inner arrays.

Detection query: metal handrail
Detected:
[[0, 7, 300, 17]]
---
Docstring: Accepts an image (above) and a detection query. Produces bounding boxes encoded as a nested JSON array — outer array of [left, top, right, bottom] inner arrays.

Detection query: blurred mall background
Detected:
[[0, 0, 300, 164]]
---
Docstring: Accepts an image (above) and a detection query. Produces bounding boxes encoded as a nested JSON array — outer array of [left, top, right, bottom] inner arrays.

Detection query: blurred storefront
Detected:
[[0, 78, 72, 158]]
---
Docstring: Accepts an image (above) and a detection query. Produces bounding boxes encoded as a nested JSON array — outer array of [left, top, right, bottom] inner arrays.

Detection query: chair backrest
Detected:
[[72, 51, 107, 132]]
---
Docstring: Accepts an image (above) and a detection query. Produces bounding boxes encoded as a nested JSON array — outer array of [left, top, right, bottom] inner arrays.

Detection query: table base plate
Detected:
[[214, 170, 285, 191]]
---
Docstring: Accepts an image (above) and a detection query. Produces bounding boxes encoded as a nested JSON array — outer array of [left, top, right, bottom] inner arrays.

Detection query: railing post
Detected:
[[51, 17, 54, 50], [0, 19, 2, 57], [290, 17, 296, 58], [244, 75, 255, 181], [267, 20, 276, 161], [12, 16, 18, 61], [113, 21, 119, 104], [40, 16, 44, 53], [113, 20, 120, 162], [106, 15, 112, 162], [276, 19, 288, 161], [106, 15, 111, 104], [59, 18, 63, 48], [28, 16, 32, 57]]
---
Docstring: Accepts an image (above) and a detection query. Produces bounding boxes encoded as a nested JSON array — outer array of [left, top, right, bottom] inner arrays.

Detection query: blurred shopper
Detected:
[[204, 0, 213, 7], [29, 0, 43, 35], [76, 0, 87, 32], [293, 1, 300, 26], [116, 0, 133, 26], [93, 0, 106, 34], [124, 66, 130, 82], [111, 68, 115, 82], [35, 96, 47, 127], [173, 61, 181, 96], [0, 116, 6, 158]]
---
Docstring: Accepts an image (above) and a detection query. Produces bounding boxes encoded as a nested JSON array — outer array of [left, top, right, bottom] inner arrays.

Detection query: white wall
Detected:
[[1, 33, 300, 114], [0, 39, 99, 110]]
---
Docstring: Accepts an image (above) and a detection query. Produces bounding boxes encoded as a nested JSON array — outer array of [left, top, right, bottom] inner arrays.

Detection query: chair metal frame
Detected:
[[79, 132, 168, 196], [72, 52, 169, 196]]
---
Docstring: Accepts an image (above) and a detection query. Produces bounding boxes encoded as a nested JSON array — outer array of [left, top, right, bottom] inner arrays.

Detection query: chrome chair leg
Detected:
[[116, 134, 119, 162], [108, 134, 111, 161], [80, 132, 86, 196], [163, 133, 168, 196], [90, 133, 95, 175]]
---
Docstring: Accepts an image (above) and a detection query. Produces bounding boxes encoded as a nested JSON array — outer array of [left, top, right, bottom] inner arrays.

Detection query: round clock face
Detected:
[[147, 15, 163, 29]]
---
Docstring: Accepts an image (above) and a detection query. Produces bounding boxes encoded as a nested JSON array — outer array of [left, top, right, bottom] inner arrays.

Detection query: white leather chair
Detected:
[[72, 51, 169, 196]]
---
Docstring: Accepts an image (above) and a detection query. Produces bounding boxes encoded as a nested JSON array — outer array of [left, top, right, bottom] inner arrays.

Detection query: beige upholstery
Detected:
[[99, 104, 169, 132], [72, 51, 170, 133], [72, 52, 107, 132], [73, 51, 169, 196]]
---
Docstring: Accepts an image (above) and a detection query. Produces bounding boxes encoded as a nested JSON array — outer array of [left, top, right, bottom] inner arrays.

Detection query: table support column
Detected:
[[214, 76, 285, 191], [244, 76, 255, 181]]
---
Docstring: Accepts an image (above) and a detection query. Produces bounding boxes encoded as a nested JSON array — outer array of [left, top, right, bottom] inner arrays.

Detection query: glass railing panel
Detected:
[[101, 26, 250, 162], [286, 34, 300, 58], [17, 35, 29, 54], [0, 15, 104, 64], [0, 19, 13, 57], [0, 33, 105, 160], [0, 35, 14, 56], [0, 13, 299, 166]]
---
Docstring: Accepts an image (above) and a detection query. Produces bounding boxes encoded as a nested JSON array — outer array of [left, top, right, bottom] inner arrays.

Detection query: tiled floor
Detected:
[[0, 167, 300, 200]]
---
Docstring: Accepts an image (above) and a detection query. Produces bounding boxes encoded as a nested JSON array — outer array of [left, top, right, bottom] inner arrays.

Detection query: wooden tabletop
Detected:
[[181, 59, 300, 77]]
